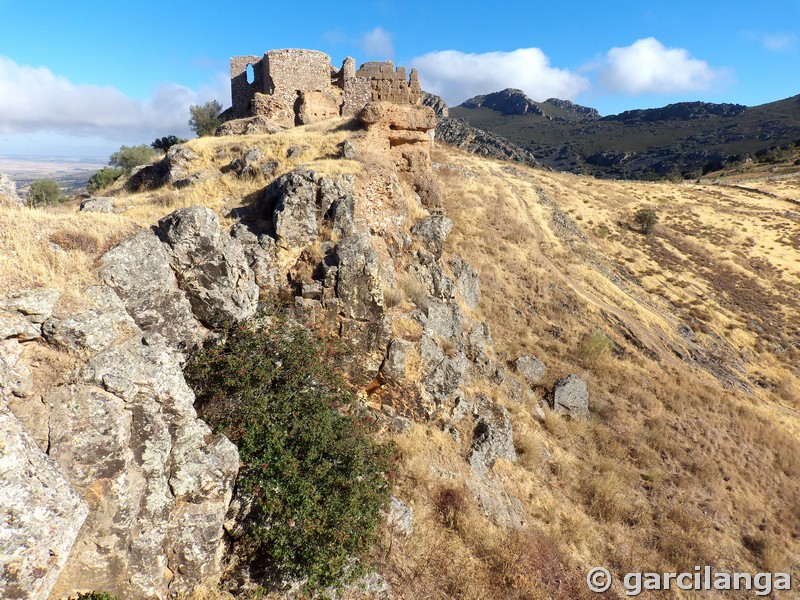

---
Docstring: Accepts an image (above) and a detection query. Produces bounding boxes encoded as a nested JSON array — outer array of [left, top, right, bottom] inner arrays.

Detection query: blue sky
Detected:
[[1, 0, 798, 158]]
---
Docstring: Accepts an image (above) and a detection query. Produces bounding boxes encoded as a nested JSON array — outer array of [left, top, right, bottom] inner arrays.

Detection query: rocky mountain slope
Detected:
[[450, 88, 800, 179], [2, 100, 799, 599]]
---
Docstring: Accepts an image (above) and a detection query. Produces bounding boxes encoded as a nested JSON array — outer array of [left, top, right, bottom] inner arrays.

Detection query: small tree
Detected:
[[109, 144, 158, 173], [87, 167, 124, 192], [28, 179, 65, 208], [188, 100, 222, 136], [634, 208, 658, 234], [151, 135, 186, 153]]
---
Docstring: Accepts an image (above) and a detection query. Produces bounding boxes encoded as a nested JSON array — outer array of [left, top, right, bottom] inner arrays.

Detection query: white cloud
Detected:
[[595, 37, 728, 95], [411, 48, 589, 106], [758, 33, 797, 52], [0, 56, 229, 149], [360, 27, 394, 59]]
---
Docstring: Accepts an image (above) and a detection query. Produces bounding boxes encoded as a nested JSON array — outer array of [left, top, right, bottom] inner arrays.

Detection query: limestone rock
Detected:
[[449, 256, 481, 310], [0, 397, 88, 600], [231, 223, 279, 292], [469, 397, 516, 475], [361, 101, 437, 132], [99, 230, 206, 350], [157, 206, 259, 327], [267, 170, 319, 248], [387, 496, 414, 537], [42, 310, 121, 354], [79, 196, 114, 213], [0, 173, 23, 207], [412, 215, 453, 259], [515, 355, 546, 385], [215, 115, 285, 137], [381, 338, 414, 382], [163, 144, 199, 185], [48, 333, 239, 599], [0, 339, 33, 398], [0, 287, 59, 324], [552, 374, 590, 419], [0, 310, 41, 341], [228, 148, 264, 179]]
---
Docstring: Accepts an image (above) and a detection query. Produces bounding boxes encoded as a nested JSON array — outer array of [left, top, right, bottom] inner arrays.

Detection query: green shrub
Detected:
[[580, 330, 615, 366], [87, 167, 124, 192], [109, 144, 158, 173], [634, 208, 658, 234], [188, 100, 223, 136], [28, 178, 66, 207], [184, 309, 394, 591], [73, 593, 119, 600]]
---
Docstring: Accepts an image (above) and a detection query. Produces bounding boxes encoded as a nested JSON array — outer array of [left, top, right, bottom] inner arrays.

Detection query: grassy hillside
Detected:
[[3, 121, 799, 598], [450, 94, 800, 180]]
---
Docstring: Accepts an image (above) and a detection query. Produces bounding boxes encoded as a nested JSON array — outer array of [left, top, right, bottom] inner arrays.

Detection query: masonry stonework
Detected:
[[226, 49, 422, 124]]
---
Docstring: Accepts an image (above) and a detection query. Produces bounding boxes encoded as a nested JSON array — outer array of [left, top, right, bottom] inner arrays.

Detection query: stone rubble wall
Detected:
[[228, 49, 422, 123]]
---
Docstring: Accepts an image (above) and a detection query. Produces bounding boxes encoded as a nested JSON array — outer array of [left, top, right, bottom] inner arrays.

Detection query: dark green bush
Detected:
[[184, 309, 394, 591], [634, 208, 658, 234], [151, 135, 187, 153], [87, 167, 124, 192], [28, 178, 66, 207], [74, 593, 119, 600]]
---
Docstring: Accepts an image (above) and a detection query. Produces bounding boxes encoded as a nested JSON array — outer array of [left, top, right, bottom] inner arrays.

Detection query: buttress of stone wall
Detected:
[[230, 55, 264, 118]]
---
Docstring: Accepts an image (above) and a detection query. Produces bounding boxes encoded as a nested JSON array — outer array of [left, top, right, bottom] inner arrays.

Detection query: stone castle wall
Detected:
[[227, 49, 421, 122]]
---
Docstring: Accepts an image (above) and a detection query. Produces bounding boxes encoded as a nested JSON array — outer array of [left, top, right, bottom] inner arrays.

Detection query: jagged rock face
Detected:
[[100, 230, 208, 350], [552, 374, 590, 419], [157, 206, 259, 327], [0, 173, 23, 207], [412, 215, 453, 260], [0, 397, 88, 600], [422, 91, 449, 118], [47, 333, 239, 599], [449, 256, 481, 310], [434, 118, 539, 168], [461, 88, 544, 116]]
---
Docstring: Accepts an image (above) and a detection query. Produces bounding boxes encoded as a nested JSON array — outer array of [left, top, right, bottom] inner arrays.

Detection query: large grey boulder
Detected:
[[0, 287, 59, 324], [163, 144, 199, 185], [267, 170, 319, 248], [158, 206, 258, 327], [412, 215, 453, 259], [469, 396, 516, 475], [99, 230, 206, 350], [387, 496, 414, 537], [231, 223, 279, 293], [79, 196, 114, 213], [515, 355, 546, 385], [552, 374, 590, 419], [47, 333, 239, 600], [0, 397, 88, 600]]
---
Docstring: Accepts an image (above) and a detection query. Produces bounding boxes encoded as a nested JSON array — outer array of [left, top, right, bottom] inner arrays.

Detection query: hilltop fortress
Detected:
[[226, 49, 423, 127]]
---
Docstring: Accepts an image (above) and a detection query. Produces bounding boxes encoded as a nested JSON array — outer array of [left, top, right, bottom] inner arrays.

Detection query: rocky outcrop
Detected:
[[469, 396, 516, 475], [157, 206, 259, 327], [100, 230, 207, 350], [552, 374, 590, 419], [0, 397, 88, 600], [461, 88, 545, 117], [604, 101, 748, 123], [435, 118, 539, 168], [47, 332, 239, 599], [422, 91, 449, 118], [0, 173, 23, 207]]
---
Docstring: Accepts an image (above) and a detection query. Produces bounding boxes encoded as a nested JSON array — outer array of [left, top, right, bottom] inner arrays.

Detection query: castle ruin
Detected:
[[226, 49, 422, 127]]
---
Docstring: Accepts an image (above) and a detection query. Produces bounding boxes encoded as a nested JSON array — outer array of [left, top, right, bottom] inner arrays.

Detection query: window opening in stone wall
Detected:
[[246, 64, 255, 85]]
